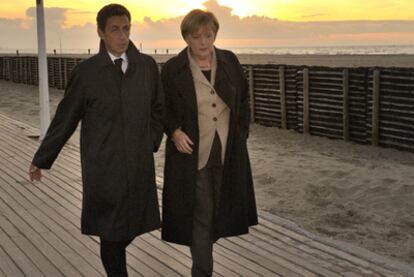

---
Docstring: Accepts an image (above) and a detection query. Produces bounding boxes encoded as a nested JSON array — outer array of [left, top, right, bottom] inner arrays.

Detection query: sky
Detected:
[[1, 0, 414, 52]]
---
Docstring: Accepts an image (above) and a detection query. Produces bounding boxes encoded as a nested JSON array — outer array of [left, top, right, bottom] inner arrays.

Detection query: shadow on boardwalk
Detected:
[[0, 113, 413, 277]]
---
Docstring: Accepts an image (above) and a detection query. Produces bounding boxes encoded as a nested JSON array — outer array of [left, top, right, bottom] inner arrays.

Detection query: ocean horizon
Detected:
[[1, 44, 414, 55]]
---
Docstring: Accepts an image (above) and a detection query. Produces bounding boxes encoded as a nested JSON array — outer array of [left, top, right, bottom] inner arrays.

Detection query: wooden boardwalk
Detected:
[[0, 112, 413, 277]]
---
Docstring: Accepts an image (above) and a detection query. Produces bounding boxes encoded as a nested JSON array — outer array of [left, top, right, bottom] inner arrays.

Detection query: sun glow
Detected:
[[0, 0, 414, 28], [2, 0, 414, 27], [216, 0, 257, 17]]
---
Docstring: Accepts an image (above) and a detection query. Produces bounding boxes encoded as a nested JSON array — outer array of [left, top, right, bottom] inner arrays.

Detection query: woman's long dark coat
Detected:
[[32, 41, 164, 241], [161, 47, 258, 246]]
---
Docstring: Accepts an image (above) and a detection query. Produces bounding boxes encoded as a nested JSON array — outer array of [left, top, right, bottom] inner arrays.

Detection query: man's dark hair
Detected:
[[96, 4, 131, 31]]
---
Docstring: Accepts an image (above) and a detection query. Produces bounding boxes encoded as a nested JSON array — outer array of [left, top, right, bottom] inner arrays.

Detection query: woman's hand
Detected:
[[172, 128, 193, 154]]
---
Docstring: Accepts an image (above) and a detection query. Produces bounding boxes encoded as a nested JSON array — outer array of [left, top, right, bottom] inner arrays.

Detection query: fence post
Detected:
[[6, 58, 11, 81], [303, 68, 310, 134], [343, 69, 350, 141], [22, 57, 26, 84], [29, 56, 34, 85], [248, 65, 255, 123], [63, 58, 68, 88], [58, 57, 63, 89], [279, 65, 287, 129], [18, 56, 23, 83], [0, 58, 3, 80], [372, 69, 380, 146]]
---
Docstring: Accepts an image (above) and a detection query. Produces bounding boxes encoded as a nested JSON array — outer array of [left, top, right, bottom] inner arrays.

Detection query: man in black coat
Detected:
[[28, 4, 164, 276]]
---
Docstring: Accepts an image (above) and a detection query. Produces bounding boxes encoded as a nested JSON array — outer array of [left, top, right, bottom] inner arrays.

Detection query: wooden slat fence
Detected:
[[370, 68, 414, 150], [1, 55, 413, 152], [0, 56, 83, 89]]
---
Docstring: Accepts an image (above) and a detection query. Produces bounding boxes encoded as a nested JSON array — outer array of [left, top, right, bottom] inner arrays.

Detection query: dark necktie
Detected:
[[114, 58, 123, 76]]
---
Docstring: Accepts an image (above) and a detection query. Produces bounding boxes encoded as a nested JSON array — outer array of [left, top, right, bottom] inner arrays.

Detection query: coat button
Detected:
[[210, 90, 215, 95], [212, 103, 216, 108], [213, 117, 217, 121]]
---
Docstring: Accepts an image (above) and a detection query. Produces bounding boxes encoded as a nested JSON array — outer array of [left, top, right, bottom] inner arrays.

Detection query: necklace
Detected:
[[199, 64, 211, 70]]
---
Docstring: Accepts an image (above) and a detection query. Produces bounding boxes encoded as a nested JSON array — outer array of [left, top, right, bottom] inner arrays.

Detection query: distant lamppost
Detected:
[[36, 0, 50, 140]]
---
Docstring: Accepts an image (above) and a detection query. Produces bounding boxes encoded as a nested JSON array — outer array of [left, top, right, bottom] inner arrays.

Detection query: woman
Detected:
[[161, 9, 258, 276]]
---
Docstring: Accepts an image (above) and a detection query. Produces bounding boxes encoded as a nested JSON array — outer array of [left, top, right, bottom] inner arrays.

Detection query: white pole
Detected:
[[36, 0, 50, 140]]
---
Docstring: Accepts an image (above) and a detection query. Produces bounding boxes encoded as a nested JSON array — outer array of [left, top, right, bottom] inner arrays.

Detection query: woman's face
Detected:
[[185, 26, 216, 60]]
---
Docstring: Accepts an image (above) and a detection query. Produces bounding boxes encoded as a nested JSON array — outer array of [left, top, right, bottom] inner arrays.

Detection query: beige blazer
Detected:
[[187, 48, 230, 170]]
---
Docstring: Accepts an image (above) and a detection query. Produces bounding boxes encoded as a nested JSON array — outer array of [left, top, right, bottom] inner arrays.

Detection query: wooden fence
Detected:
[[244, 64, 414, 152], [1, 55, 414, 152]]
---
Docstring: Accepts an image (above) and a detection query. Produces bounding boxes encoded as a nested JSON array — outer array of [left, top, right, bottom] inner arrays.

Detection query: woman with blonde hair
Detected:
[[161, 9, 258, 276]]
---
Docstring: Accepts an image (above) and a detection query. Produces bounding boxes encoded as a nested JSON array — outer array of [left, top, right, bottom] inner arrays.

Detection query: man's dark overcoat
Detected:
[[161, 47, 258, 246], [32, 40, 164, 241]]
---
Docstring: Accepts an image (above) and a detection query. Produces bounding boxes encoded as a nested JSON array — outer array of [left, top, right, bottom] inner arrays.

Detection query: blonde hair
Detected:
[[180, 9, 219, 38]]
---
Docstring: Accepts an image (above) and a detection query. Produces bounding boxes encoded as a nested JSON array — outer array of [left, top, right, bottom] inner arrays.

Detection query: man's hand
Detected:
[[172, 128, 193, 154], [29, 164, 42, 182]]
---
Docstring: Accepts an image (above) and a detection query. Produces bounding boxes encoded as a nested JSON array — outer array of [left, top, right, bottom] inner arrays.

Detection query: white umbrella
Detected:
[[36, 0, 50, 140]]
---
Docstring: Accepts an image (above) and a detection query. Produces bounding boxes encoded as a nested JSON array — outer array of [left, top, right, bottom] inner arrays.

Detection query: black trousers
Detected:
[[100, 238, 133, 277], [191, 133, 223, 277]]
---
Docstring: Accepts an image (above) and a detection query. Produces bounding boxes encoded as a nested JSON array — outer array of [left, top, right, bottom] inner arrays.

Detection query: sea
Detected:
[[2, 45, 414, 55]]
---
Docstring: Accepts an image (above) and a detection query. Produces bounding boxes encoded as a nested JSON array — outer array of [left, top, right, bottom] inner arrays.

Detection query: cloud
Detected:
[[301, 14, 328, 19], [0, 18, 36, 50], [1, 0, 414, 53], [132, 0, 414, 46]]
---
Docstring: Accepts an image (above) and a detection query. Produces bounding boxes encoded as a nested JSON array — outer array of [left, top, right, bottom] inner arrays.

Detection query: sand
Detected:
[[1, 64, 414, 267]]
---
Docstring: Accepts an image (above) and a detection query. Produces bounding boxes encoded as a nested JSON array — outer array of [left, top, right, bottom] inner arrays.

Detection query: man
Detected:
[[28, 4, 164, 276]]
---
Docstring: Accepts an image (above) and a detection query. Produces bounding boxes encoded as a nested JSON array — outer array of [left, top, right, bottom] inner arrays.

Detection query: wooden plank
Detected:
[[0, 218, 25, 277], [245, 228, 346, 276], [0, 224, 44, 277], [309, 98, 343, 106], [213, 245, 271, 276], [222, 236, 317, 276], [307, 91, 343, 100], [377, 80, 414, 88], [130, 238, 183, 276], [254, 76, 279, 82], [254, 86, 278, 93], [140, 233, 193, 272], [309, 106, 343, 115]]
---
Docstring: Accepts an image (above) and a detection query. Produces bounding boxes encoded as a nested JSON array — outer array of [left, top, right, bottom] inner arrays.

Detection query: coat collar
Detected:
[[96, 39, 142, 67], [172, 46, 236, 115], [187, 47, 217, 88], [174, 46, 232, 74]]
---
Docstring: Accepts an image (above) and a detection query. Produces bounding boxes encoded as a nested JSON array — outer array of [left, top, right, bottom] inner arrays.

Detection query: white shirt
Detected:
[[107, 51, 128, 73]]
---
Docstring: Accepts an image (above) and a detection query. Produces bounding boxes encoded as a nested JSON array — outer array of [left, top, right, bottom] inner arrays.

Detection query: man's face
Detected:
[[98, 15, 130, 57]]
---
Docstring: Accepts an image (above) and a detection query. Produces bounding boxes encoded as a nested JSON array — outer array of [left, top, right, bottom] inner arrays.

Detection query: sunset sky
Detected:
[[1, 0, 414, 52]]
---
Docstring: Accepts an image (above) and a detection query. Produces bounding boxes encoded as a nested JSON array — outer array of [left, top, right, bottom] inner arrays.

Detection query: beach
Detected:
[[1, 54, 414, 267]]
